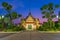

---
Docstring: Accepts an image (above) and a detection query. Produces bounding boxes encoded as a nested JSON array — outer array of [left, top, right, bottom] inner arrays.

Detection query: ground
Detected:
[[0, 31, 60, 40]]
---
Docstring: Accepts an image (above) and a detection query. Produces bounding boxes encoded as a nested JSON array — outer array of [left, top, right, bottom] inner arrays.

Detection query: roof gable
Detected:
[[25, 12, 35, 22]]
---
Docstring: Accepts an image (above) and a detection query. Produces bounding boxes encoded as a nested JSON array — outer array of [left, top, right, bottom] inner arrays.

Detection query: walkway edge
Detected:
[[38, 31, 60, 33]]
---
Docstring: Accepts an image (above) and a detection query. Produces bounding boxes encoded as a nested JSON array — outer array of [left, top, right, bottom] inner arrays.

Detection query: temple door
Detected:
[[28, 24, 32, 30]]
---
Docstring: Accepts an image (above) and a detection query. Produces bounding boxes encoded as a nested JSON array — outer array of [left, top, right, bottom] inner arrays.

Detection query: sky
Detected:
[[0, 0, 60, 23]]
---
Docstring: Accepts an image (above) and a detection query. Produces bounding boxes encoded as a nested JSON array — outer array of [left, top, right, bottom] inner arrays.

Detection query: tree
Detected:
[[40, 2, 59, 29], [2, 2, 12, 10], [0, 15, 5, 30], [2, 2, 22, 23], [57, 11, 60, 30], [11, 11, 22, 19], [58, 11, 60, 20], [2, 2, 23, 31], [2, 2, 12, 24], [5, 11, 22, 19]]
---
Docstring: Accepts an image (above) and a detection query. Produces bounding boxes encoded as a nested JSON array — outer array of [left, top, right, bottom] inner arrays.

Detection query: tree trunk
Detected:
[[7, 10, 12, 24], [48, 18, 52, 30]]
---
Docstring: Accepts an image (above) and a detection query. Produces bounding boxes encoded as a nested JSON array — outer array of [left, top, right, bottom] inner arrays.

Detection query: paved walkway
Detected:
[[1, 31, 60, 40]]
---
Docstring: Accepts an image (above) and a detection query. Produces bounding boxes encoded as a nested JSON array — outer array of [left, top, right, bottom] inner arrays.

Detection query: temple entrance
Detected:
[[28, 24, 32, 30]]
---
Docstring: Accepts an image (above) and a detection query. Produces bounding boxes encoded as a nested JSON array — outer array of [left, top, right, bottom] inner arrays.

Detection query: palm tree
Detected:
[[2, 2, 22, 23], [58, 11, 60, 29], [5, 11, 22, 20], [2, 2, 12, 24], [2, 2, 12, 10], [2, 2, 22, 31], [11, 11, 22, 19], [40, 2, 59, 29]]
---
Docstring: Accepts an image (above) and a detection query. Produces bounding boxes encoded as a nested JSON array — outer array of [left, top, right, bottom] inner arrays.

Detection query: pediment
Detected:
[[26, 14, 35, 22]]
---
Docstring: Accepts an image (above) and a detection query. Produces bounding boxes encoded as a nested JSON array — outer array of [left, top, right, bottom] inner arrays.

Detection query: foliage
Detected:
[[37, 22, 50, 31], [1, 2, 60, 31], [2, 2, 22, 24], [40, 2, 59, 19], [40, 2, 59, 30], [11, 11, 22, 19], [3, 24, 25, 32], [37, 21, 57, 31], [2, 2, 12, 10], [0, 23, 3, 30], [1, 2, 23, 32]]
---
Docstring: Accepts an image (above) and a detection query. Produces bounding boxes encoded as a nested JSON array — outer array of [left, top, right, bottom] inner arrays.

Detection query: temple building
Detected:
[[20, 12, 40, 30]]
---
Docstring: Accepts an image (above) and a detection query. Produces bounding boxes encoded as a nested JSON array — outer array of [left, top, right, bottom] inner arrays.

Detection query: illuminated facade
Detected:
[[20, 12, 40, 30]]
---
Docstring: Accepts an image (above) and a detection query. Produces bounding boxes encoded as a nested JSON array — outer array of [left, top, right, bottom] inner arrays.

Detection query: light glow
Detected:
[[57, 15, 58, 18], [2, 15, 4, 18]]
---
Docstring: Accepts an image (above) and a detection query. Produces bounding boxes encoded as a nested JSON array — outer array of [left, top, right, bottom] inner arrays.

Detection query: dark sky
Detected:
[[0, 0, 60, 23]]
